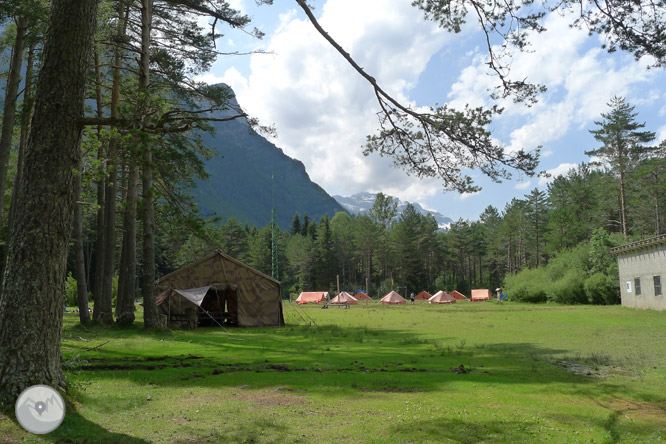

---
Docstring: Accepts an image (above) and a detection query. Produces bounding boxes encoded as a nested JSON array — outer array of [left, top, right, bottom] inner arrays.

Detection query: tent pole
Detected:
[[200, 305, 229, 332]]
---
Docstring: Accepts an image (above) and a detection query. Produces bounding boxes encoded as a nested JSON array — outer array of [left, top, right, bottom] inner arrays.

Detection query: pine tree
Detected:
[[586, 96, 656, 237]]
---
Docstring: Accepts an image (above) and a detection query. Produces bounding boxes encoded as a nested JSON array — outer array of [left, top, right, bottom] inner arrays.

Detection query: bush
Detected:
[[504, 268, 549, 303], [549, 269, 587, 304], [546, 244, 590, 282], [65, 272, 78, 307], [584, 272, 620, 305]]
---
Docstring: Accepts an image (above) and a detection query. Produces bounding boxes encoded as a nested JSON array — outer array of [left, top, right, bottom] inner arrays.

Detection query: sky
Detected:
[[197, 0, 666, 221]]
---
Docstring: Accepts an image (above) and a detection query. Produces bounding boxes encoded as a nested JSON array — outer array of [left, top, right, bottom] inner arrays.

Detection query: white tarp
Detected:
[[174, 286, 211, 307]]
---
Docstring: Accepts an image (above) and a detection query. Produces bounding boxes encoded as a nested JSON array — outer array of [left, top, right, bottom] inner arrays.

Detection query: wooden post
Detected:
[[336, 274, 340, 296]]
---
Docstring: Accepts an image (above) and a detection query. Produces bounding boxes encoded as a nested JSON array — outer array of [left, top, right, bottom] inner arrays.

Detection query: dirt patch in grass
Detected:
[[604, 399, 666, 423], [233, 387, 309, 408]]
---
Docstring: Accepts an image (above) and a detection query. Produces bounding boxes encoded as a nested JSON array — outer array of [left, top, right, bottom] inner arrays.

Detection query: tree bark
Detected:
[[619, 169, 628, 237], [140, 0, 159, 328], [8, 40, 36, 231], [0, 0, 98, 405], [73, 167, 91, 326], [0, 16, 28, 234], [116, 162, 138, 325], [92, 48, 106, 319]]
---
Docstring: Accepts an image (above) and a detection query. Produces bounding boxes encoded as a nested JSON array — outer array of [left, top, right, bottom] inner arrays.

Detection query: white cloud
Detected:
[[215, 0, 449, 203], [514, 181, 532, 190], [658, 124, 666, 143], [459, 191, 481, 201], [449, 11, 657, 153], [538, 163, 578, 186]]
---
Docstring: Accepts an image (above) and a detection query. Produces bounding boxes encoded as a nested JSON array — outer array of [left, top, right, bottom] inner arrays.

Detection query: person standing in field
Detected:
[[410, 292, 415, 304]]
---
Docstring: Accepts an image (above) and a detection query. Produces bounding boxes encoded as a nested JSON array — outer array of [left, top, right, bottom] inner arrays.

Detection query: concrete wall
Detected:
[[617, 244, 666, 311]]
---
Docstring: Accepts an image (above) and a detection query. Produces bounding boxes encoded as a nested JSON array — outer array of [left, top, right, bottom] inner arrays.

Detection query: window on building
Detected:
[[654, 276, 662, 296], [635, 278, 641, 295], [626, 281, 632, 293]]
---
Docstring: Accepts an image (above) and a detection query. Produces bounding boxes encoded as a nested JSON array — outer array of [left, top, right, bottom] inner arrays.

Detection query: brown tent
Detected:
[[330, 291, 358, 305], [471, 289, 491, 301], [415, 291, 431, 300], [381, 291, 406, 305], [354, 291, 371, 300], [156, 250, 284, 328], [450, 290, 467, 300], [429, 291, 456, 304], [296, 292, 328, 304]]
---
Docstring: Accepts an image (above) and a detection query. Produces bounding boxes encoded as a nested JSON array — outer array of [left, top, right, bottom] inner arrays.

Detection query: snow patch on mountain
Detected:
[[333, 192, 453, 229]]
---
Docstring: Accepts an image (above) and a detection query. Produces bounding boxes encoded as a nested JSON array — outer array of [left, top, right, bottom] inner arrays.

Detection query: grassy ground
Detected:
[[1, 301, 665, 443]]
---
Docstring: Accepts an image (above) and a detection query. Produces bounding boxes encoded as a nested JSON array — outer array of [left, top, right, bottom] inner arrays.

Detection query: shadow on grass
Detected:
[[0, 401, 148, 444], [388, 417, 540, 444]]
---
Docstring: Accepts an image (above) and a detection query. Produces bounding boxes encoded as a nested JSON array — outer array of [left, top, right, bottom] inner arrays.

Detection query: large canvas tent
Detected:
[[381, 291, 406, 305], [296, 292, 328, 304], [429, 291, 456, 304], [354, 291, 371, 301], [471, 289, 491, 301], [415, 291, 431, 300], [156, 250, 284, 328], [330, 291, 358, 305]]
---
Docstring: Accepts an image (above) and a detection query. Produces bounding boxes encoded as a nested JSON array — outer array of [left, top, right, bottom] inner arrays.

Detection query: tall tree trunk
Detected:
[[619, 170, 628, 237], [116, 162, 138, 325], [99, 142, 118, 324], [99, 2, 128, 325], [73, 167, 91, 326], [0, 0, 98, 404], [140, 0, 159, 328], [8, 40, 36, 230], [92, 48, 106, 319], [0, 16, 28, 231]]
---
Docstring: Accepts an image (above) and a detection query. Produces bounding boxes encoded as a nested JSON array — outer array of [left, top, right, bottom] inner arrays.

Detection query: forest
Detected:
[[0, 0, 664, 405], [163, 115, 666, 304]]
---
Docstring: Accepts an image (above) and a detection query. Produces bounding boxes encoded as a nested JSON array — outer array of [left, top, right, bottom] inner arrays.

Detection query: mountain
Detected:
[[191, 87, 346, 229], [333, 192, 453, 229]]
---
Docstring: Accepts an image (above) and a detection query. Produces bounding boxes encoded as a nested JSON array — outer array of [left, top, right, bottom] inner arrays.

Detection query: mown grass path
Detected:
[[1, 302, 665, 443]]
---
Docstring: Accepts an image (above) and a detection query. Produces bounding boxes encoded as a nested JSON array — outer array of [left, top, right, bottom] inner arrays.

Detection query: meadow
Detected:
[[1, 301, 665, 443]]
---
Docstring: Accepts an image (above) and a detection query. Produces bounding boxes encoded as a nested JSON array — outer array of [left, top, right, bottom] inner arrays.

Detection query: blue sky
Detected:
[[198, 0, 666, 221]]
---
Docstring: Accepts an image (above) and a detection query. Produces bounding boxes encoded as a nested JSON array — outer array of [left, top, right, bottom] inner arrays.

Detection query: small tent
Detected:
[[450, 290, 467, 300], [429, 291, 456, 304], [354, 291, 372, 301], [156, 250, 284, 328], [415, 291, 432, 300], [296, 292, 329, 305], [381, 291, 407, 305], [330, 291, 358, 305], [471, 289, 491, 301]]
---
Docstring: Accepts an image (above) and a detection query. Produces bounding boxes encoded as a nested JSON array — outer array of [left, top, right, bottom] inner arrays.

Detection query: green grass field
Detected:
[[1, 301, 665, 443]]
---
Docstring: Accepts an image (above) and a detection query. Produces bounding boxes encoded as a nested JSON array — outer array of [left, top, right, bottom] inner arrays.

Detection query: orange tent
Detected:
[[354, 292, 372, 300], [429, 291, 456, 304], [296, 292, 328, 305], [471, 289, 491, 301], [381, 291, 406, 305], [450, 290, 466, 300], [415, 291, 431, 300], [330, 291, 358, 305]]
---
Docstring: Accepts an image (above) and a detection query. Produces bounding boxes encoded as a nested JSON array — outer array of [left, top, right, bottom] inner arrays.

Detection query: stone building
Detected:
[[612, 234, 666, 311]]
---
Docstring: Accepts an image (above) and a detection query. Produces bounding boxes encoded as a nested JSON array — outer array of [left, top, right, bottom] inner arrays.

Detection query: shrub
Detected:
[[504, 268, 549, 303], [584, 272, 620, 305], [65, 272, 78, 307], [546, 244, 590, 282], [550, 269, 587, 304]]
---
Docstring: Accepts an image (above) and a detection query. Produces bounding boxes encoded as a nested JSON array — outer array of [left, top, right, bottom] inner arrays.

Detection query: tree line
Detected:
[[0, 0, 663, 405], [162, 98, 665, 301]]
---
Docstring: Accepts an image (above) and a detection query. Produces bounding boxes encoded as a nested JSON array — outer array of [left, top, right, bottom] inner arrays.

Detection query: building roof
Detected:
[[611, 234, 666, 255]]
